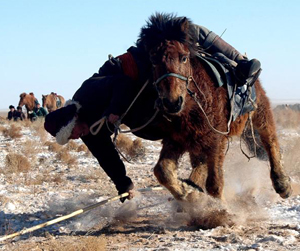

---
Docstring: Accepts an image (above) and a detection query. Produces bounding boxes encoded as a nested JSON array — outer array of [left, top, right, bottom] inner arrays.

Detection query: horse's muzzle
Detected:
[[161, 96, 183, 114]]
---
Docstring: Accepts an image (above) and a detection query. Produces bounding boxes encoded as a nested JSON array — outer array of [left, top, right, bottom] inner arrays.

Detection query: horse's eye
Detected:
[[181, 56, 188, 63]]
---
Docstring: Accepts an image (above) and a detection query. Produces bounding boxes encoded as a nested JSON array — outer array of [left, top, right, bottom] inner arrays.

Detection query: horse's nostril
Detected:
[[162, 96, 184, 113], [178, 96, 183, 107]]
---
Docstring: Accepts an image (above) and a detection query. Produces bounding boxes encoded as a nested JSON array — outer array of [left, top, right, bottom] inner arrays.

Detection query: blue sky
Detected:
[[1, 0, 300, 110]]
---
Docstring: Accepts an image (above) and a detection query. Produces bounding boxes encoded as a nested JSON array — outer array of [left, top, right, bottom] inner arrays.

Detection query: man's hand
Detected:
[[117, 179, 134, 203], [108, 114, 120, 124]]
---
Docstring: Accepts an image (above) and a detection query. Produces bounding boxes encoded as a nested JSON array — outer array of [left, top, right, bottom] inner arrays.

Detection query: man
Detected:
[[7, 105, 17, 121], [44, 13, 261, 202], [29, 103, 47, 121], [33, 103, 48, 118], [44, 75, 136, 201], [15, 106, 26, 121]]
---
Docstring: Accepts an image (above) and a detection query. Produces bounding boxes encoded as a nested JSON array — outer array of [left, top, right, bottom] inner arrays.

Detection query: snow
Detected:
[[0, 119, 300, 250]]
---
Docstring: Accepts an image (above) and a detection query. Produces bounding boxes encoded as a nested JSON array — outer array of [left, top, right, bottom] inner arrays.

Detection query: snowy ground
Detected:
[[0, 111, 300, 250]]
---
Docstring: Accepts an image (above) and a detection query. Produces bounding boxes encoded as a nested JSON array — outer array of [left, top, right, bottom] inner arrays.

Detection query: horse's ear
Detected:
[[180, 17, 190, 33], [29, 92, 34, 96], [20, 93, 26, 98], [42, 95, 45, 98]]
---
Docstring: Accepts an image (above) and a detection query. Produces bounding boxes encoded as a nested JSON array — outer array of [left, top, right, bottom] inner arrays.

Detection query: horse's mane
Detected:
[[136, 12, 198, 57]]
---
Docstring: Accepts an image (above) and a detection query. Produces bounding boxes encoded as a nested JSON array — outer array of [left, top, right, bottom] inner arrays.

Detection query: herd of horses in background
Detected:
[[18, 92, 65, 118]]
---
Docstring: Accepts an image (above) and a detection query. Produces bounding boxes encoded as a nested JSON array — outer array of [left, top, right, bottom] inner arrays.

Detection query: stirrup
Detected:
[[245, 68, 262, 87], [236, 68, 262, 87]]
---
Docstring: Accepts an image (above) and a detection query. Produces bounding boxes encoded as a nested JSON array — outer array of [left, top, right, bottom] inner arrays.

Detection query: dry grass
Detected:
[[128, 138, 146, 159], [21, 139, 39, 158], [115, 134, 145, 160], [44, 141, 63, 153], [25, 172, 64, 186], [0, 125, 6, 132], [273, 108, 300, 129], [0, 195, 9, 206], [76, 143, 91, 156], [4, 235, 106, 251], [3, 153, 31, 174], [56, 147, 77, 167], [31, 119, 48, 143], [20, 119, 32, 128], [282, 138, 300, 178], [65, 140, 79, 151], [1, 124, 22, 139], [84, 169, 104, 181]]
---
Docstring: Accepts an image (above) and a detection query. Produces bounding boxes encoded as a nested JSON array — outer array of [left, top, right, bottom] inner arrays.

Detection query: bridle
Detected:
[[152, 69, 233, 136], [153, 73, 195, 97]]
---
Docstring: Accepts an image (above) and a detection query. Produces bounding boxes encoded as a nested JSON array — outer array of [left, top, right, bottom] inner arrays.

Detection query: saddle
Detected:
[[51, 92, 62, 108], [56, 97, 61, 108], [196, 53, 257, 121]]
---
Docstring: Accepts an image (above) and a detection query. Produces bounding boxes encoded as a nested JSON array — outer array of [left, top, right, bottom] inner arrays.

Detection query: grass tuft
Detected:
[[1, 124, 22, 139], [3, 153, 31, 174]]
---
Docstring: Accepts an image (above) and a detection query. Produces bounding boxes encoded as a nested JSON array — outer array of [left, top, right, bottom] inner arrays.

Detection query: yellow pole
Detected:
[[0, 187, 163, 242]]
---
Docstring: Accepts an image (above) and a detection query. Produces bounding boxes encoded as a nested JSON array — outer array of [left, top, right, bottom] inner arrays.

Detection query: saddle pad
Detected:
[[56, 97, 61, 108], [196, 54, 257, 121]]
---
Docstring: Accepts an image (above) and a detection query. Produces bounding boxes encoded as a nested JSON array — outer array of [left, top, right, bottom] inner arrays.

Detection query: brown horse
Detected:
[[42, 92, 65, 112], [18, 92, 39, 118], [138, 14, 292, 202]]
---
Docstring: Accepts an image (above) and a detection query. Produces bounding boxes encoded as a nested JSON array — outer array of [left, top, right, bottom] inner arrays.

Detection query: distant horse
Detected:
[[42, 92, 65, 112], [18, 92, 39, 119], [138, 13, 292, 202]]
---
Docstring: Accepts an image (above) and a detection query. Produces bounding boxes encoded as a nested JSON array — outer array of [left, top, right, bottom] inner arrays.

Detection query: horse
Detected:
[[137, 13, 292, 202], [18, 92, 39, 119], [42, 92, 65, 112]]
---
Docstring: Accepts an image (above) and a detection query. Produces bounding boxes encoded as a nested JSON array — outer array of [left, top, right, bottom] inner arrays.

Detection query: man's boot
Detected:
[[198, 27, 262, 86], [235, 58, 261, 86]]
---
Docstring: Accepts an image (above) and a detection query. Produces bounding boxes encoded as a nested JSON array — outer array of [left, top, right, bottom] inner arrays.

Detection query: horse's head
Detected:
[[42, 94, 56, 112], [19, 92, 36, 111], [138, 13, 198, 115], [151, 40, 192, 114], [18, 92, 27, 107], [42, 94, 48, 107]]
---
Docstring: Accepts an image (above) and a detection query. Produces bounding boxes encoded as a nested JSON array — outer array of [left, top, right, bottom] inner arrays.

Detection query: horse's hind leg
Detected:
[[154, 140, 202, 201], [205, 139, 227, 200], [188, 153, 208, 192], [252, 101, 292, 198]]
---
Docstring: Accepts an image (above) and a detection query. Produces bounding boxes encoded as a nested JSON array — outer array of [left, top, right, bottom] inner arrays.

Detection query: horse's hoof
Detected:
[[279, 186, 293, 199], [275, 176, 293, 199], [188, 209, 235, 229]]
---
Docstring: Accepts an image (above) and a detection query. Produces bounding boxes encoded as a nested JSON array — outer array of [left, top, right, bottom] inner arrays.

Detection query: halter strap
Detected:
[[153, 73, 188, 86]]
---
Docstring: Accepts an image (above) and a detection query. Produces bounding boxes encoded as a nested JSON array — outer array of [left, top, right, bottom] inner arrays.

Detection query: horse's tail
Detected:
[[241, 127, 268, 161]]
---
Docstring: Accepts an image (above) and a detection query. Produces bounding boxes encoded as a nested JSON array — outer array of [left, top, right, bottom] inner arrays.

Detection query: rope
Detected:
[[89, 79, 158, 136], [90, 117, 106, 136], [188, 76, 234, 136], [153, 71, 235, 136], [0, 186, 164, 242], [240, 112, 259, 161]]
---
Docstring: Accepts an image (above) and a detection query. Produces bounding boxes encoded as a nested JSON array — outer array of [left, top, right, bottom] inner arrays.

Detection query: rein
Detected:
[[90, 79, 159, 136], [154, 71, 234, 136]]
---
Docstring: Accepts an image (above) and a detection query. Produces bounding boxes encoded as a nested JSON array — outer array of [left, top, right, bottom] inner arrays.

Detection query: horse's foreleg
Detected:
[[154, 141, 201, 201], [253, 104, 292, 198]]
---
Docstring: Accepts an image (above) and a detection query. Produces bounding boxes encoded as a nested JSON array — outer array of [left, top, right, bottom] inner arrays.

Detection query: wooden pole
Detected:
[[0, 187, 163, 242]]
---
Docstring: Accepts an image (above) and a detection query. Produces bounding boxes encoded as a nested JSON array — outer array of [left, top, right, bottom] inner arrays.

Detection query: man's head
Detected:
[[9, 105, 15, 111], [44, 100, 88, 145], [17, 106, 22, 111]]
